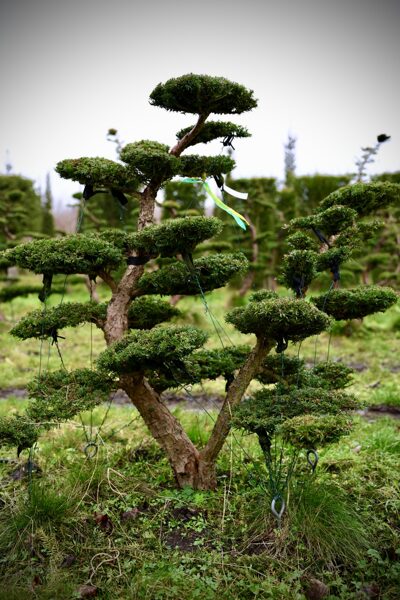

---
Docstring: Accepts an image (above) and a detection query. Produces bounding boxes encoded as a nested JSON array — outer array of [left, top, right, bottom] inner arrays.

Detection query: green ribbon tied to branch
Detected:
[[181, 177, 249, 230]]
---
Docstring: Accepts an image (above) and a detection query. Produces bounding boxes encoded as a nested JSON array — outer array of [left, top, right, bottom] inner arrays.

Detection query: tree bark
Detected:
[[116, 336, 273, 490], [169, 113, 209, 156], [121, 374, 216, 489], [104, 264, 145, 344], [104, 114, 210, 344], [200, 337, 273, 465]]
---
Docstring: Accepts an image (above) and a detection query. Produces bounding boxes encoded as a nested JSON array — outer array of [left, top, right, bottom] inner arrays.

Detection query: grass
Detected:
[[0, 280, 399, 598], [289, 477, 370, 564], [0, 393, 399, 598]]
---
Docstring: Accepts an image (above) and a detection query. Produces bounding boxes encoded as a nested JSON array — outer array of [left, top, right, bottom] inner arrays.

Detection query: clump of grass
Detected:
[[369, 383, 400, 408], [13, 482, 74, 530], [361, 420, 400, 454], [290, 477, 370, 564], [0, 481, 76, 565]]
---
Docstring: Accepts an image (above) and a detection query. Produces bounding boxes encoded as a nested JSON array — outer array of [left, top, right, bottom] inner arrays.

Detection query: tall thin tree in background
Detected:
[[354, 134, 391, 182], [41, 173, 55, 237], [284, 134, 297, 186]]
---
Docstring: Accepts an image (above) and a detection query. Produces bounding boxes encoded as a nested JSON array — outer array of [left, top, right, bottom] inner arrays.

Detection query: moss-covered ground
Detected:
[[0, 278, 399, 599]]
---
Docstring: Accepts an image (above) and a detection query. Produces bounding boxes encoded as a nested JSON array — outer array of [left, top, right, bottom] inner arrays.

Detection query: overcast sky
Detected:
[[0, 0, 399, 208]]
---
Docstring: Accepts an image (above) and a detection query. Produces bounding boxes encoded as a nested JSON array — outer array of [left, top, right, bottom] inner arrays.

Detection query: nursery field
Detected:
[[0, 281, 399, 599]]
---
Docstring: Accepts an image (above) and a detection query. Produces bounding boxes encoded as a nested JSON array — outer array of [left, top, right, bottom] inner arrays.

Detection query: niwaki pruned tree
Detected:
[[0, 75, 398, 492], [0, 173, 57, 311], [231, 181, 399, 495]]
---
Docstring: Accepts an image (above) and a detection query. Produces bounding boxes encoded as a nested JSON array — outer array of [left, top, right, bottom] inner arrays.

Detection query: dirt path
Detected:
[[0, 387, 224, 412], [1, 387, 399, 417]]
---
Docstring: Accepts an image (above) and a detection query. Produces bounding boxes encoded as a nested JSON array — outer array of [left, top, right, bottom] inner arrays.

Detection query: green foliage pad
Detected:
[[150, 74, 257, 115], [27, 369, 115, 422], [130, 216, 223, 258], [97, 325, 208, 373], [56, 157, 137, 190], [11, 297, 180, 340], [176, 121, 250, 147], [5, 235, 123, 277], [138, 253, 248, 296], [279, 414, 353, 448], [233, 386, 358, 435], [226, 297, 331, 341], [312, 286, 398, 320]]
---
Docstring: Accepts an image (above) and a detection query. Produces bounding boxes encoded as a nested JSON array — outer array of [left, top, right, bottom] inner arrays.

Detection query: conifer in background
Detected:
[[41, 173, 55, 237], [0, 174, 43, 250], [214, 177, 280, 293], [162, 180, 206, 219], [0, 174, 51, 308]]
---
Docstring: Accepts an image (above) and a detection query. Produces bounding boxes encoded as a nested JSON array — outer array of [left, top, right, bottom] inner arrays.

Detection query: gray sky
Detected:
[[0, 0, 399, 208]]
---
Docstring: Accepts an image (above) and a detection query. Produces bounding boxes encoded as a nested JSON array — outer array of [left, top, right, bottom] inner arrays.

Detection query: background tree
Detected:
[[41, 173, 55, 237], [214, 177, 280, 293], [354, 133, 391, 182], [0, 174, 48, 308], [284, 133, 297, 186], [0, 174, 43, 250], [162, 180, 206, 219]]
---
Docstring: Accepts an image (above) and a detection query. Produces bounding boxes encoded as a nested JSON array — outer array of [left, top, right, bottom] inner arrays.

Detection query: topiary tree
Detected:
[[0, 75, 398, 495], [0, 74, 264, 489], [231, 181, 399, 501], [0, 173, 43, 251]]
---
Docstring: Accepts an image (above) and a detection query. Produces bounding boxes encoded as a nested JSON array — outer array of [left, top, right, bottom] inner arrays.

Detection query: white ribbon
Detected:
[[222, 184, 248, 200]]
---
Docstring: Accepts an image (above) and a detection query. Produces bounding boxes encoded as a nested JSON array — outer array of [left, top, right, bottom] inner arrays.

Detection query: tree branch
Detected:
[[104, 113, 210, 345], [169, 113, 210, 157], [98, 270, 117, 293], [200, 336, 274, 464]]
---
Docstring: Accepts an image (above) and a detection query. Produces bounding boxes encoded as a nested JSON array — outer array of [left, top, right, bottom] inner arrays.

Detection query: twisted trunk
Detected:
[[120, 336, 272, 489], [121, 375, 210, 488], [102, 111, 268, 489]]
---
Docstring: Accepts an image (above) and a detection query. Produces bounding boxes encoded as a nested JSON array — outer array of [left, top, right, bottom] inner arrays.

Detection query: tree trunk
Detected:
[[239, 270, 256, 297], [200, 337, 273, 465], [121, 374, 217, 489], [104, 264, 145, 343], [120, 335, 272, 490]]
